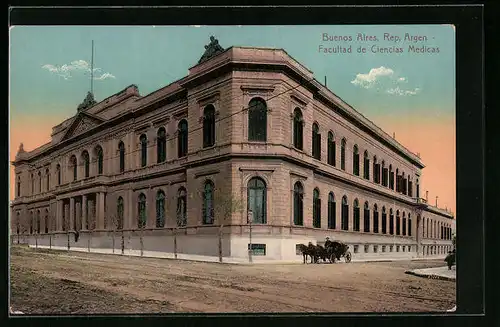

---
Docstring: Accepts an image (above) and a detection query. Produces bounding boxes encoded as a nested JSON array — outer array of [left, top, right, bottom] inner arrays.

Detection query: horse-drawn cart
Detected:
[[298, 240, 352, 264]]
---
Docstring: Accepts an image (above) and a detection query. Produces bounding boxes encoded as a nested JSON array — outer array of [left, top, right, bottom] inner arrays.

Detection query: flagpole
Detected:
[[90, 40, 94, 94]]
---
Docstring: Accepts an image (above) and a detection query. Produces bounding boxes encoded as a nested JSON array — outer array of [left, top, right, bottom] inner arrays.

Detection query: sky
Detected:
[[9, 25, 456, 213]]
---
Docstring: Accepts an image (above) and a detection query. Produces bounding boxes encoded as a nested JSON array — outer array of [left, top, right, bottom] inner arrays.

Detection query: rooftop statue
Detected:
[[198, 36, 225, 64], [17, 143, 25, 154], [77, 91, 97, 111]]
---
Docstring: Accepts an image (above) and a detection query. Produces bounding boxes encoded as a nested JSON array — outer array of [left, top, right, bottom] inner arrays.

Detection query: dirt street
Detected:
[[9, 246, 455, 314]]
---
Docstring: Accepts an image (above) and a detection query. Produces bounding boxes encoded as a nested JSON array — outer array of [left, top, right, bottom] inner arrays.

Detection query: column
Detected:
[[82, 194, 88, 230], [69, 197, 75, 231], [64, 204, 70, 231], [348, 204, 353, 231], [88, 200, 95, 229], [57, 200, 63, 231], [98, 192, 105, 230], [75, 202, 81, 231]]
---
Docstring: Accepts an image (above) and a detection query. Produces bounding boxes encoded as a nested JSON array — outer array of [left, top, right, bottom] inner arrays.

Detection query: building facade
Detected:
[[10, 38, 455, 262]]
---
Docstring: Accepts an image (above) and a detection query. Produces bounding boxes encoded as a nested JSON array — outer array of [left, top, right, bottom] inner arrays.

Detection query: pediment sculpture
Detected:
[[198, 36, 225, 64], [77, 91, 97, 111]]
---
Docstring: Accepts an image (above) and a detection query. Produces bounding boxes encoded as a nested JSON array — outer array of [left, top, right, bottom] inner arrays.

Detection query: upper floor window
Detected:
[[38, 171, 41, 193], [94, 145, 104, 175], [328, 192, 336, 229], [293, 108, 304, 150], [178, 120, 188, 158], [137, 193, 146, 228], [363, 201, 370, 232], [353, 198, 360, 232], [396, 210, 401, 235], [312, 123, 321, 160], [389, 165, 394, 190], [157, 127, 167, 163], [248, 97, 267, 142], [341, 195, 349, 230], [381, 206, 387, 234], [373, 204, 379, 233], [363, 151, 370, 179], [82, 150, 90, 178], [340, 138, 346, 170], [56, 164, 61, 185], [140, 134, 148, 167], [17, 176, 21, 197], [70, 155, 77, 181], [31, 173, 34, 194], [416, 178, 420, 198], [381, 161, 387, 186], [203, 105, 216, 148], [353, 145, 360, 176], [327, 131, 335, 166], [156, 190, 166, 228], [45, 168, 50, 191], [118, 141, 125, 173]]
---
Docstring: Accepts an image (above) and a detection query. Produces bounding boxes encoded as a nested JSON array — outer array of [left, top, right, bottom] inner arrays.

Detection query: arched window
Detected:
[[45, 168, 50, 191], [402, 172, 407, 195], [203, 105, 216, 148], [247, 177, 267, 224], [389, 165, 394, 189], [140, 134, 148, 167], [353, 199, 360, 231], [17, 176, 21, 197], [341, 195, 349, 231], [178, 120, 188, 158], [381, 161, 387, 186], [31, 173, 34, 194], [56, 164, 61, 185], [176, 187, 187, 226], [157, 127, 167, 163], [293, 108, 304, 150], [396, 168, 400, 192], [293, 181, 304, 226], [426, 218, 429, 238], [373, 204, 379, 233], [312, 123, 321, 160], [416, 178, 420, 198], [408, 213, 412, 236], [363, 151, 370, 179], [396, 210, 401, 235], [70, 155, 77, 181], [202, 181, 214, 225], [95, 145, 104, 175], [137, 193, 146, 228], [382, 206, 387, 234], [82, 150, 90, 178], [389, 208, 394, 235], [156, 191, 166, 228], [36, 210, 41, 234], [313, 188, 321, 228], [363, 201, 370, 232], [117, 197, 124, 230], [373, 156, 379, 184], [353, 145, 360, 176], [328, 192, 336, 229], [327, 131, 335, 166], [44, 209, 49, 233], [340, 138, 346, 170], [248, 97, 267, 142], [118, 141, 125, 173], [38, 171, 41, 193], [408, 177, 413, 197], [402, 212, 407, 236]]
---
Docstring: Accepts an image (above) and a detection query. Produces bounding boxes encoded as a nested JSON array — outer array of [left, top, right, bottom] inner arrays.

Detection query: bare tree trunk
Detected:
[[173, 227, 178, 259], [121, 230, 124, 255], [218, 224, 223, 263]]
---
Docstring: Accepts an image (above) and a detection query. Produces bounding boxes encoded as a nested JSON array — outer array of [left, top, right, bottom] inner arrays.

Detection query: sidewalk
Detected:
[[405, 265, 456, 281]]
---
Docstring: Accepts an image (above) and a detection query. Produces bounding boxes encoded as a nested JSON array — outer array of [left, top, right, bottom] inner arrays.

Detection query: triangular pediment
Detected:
[[62, 112, 105, 141]]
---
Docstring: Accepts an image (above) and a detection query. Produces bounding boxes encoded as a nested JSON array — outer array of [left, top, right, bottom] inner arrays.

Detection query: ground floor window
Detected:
[[248, 243, 266, 256]]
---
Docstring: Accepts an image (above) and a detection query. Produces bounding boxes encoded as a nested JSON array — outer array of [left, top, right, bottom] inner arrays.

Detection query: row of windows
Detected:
[[292, 108, 420, 199], [422, 217, 452, 240], [294, 182, 412, 236]]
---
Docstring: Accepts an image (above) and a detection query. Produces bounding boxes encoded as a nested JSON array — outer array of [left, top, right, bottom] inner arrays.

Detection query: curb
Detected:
[[404, 270, 456, 281]]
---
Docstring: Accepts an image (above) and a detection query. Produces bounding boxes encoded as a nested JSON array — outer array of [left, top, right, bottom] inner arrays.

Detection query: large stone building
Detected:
[[10, 37, 455, 262]]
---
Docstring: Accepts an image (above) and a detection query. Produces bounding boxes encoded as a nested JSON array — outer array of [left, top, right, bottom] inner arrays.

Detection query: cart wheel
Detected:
[[345, 251, 352, 263]]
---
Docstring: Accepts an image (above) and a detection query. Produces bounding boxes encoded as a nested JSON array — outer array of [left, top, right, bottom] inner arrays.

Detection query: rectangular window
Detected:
[[374, 245, 378, 253], [364, 244, 369, 253], [390, 245, 393, 252], [382, 245, 386, 252], [353, 245, 359, 253], [396, 245, 400, 252], [248, 243, 266, 256]]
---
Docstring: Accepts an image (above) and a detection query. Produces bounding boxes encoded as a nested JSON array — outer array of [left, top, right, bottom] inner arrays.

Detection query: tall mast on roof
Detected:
[[90, 40, 94, 95]]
